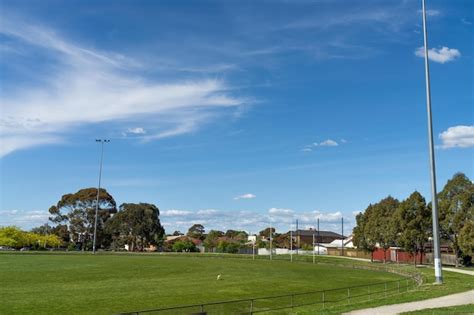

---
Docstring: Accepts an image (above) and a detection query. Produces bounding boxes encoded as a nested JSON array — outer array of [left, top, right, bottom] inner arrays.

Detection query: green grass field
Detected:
[[0, 252, 403, 314]]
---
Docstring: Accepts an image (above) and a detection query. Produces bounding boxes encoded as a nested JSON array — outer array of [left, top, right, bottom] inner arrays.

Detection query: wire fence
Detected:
[[119, 277, 419, 315]]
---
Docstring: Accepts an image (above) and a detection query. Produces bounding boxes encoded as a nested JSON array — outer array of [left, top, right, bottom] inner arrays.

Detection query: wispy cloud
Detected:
[[415, 46, 461, 64], [123, 127, 146, 136], [233, 193, 257, 200], [0, 209, 49, 229], [418, 9, 441, 17], [302, 139, 340, 152], [0, 16, 247, 157], [461, 18, 472, 25], [438, 125, 474, 149]]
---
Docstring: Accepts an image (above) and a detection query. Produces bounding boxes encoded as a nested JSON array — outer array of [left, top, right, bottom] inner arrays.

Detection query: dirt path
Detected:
[[343, 289, 474, 315]]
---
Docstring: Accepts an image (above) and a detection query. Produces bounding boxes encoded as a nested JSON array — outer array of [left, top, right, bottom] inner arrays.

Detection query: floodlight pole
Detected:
[[422, 0, 443, 284], [312, 230, 315, 264], [93, 139, 110, 254]]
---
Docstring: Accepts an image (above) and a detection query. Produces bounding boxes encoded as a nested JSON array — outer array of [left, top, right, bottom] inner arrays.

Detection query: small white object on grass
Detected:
[[217, 274, 221, 280]]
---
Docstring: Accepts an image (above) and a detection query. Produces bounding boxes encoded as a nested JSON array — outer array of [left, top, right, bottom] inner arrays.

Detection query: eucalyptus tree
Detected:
[[49, 188, 116, 250], [438, 173, 474, 266], [106, 203, 164, 251], [394, 191, 431, 265]]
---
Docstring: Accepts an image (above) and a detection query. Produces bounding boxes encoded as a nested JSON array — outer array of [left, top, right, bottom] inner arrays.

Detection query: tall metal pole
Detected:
[[296, 219, 299, 255], [422, 0, 442, 284], [312, 230, 315, 264], [93, 139, 109, 254], [341, 217, 344, 257], [290, 224, 293, 262]]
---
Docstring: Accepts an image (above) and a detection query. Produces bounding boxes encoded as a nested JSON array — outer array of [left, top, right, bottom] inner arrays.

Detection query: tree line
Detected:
[[44, 187, 164, 251], [353, 173, 474, 266]]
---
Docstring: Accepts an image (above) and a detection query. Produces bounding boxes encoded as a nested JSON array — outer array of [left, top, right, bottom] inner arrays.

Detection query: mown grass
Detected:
[[0, 252, 402, 314], [293, 267, 474, 314]]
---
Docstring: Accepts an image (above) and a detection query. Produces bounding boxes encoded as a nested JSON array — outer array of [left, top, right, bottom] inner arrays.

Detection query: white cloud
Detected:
[[418, 9, 440, 17], [439, 125, 474, 149], [0, 17, 247, 157], [125, 127, 146, 135], [319, 139, 339, 147], [461, 19, 472, 25], [415, 46, 461, 64], [302, 138, 341, 152], [0, 209, 50, 229], [197, 209, 219, 216], [268, 208, 294, 216], [233, 193, 256, 200], [161, 210, 193, 217]]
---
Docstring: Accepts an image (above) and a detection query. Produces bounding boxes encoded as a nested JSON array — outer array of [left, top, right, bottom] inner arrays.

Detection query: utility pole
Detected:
[[421, 0, 443, 284], [317, 218, 320, 255], [312, 229, 315, 264], [296, 219, 299, 255], [93, 139, 110, 254], [290, 226, 293, 262]]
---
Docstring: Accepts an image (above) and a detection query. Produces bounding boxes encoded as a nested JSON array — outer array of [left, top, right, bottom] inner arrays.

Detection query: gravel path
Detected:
[[343, 290, 474, 315]]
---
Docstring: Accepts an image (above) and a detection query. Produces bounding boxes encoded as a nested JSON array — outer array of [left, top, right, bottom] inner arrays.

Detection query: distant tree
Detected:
[[105, 203, 164, 251], [49, 188, 117, 250], [459, 221, 474, 262], [258, 227, 275, 238], [31, 224, 52, 235], [353, 206, 377, 261], [203, 230, 224, 250], [217, 240, 240, 253], [366, 196, 399, 263], [0, 226, 61, 249], [172, 239, 197, 252], [187, 224, 205, 240], [394, 191, 431, 265], [438, 173, 474, 266], [172, 231, 183, 236]]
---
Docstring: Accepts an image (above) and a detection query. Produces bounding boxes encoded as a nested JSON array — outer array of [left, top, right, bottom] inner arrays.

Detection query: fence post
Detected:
[[201, 304, 204, 313], [406, 278, 409, 291], [384, 283, 387, 297], [347, 288, 350, 304], [398, 280, 400, 293], [291, 294, 294, 309], [250, 299, 253, 314], [322, 291, 325, 309], [368, 285, 370, 301]]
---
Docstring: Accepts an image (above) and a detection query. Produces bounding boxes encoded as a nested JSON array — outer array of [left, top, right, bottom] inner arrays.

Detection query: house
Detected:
[[293, 229, 345, 247]]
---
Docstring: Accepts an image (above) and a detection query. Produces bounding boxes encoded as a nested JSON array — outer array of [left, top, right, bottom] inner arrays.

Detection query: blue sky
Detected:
[[0, 0, 473, 235]]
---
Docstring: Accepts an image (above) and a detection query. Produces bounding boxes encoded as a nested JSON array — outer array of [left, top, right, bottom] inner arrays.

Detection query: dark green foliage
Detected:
[[48, 188, 117, 250], [438, 173, 474, 265], [172, 239, 197, 252], [105, 203, 164, 251], [394, 192, 431, 264], [187, 224, 205, 240]]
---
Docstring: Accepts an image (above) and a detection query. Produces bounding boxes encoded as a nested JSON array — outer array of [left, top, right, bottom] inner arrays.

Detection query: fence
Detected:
[[120, 278, 418, 315], [425, 253, 458, 266]]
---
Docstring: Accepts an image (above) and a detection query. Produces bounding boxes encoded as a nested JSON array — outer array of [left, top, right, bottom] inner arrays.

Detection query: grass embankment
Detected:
[[0, 252, 401, 314]]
